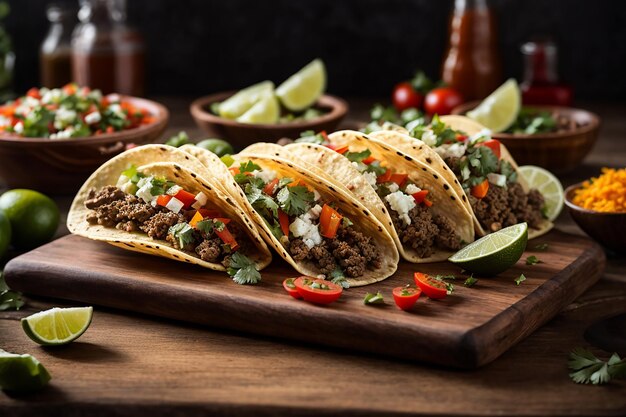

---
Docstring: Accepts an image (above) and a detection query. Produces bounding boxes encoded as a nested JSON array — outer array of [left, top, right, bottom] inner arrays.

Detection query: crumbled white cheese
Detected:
[[41, 88, 61, 104], [469, 128, 493, 144], [13, 121, 23, 134], [405, 183, 421, 194], [362, 171, 377, 187], [0, 116, 10, 128], [56, 107, 76, 124], [421, 130, 438, 146], [351, 161, 360, 169], [23, 96, 40, 108], [313, 189, 321, 201], [289, 212, 322, 249], [165, 197, 184, 213], [191, 200, 203, 210], [387, 182, 399, 193], [308, 204, 322, 219], [136, 176, 155, 203], [252, 169, 277, 183], [84, 111, 101, 124], [385, 191, 416, 226], [434, 142, 467, 159], [49, 127, 74, 139], [194, 191, 208, 206]]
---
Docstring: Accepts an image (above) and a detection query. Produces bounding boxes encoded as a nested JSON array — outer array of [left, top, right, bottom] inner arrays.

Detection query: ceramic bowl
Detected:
[[564, 182, 626, 252], [452, 103, 600, 174], [0, 97, 169, 195], [189, 92, 347, 149]]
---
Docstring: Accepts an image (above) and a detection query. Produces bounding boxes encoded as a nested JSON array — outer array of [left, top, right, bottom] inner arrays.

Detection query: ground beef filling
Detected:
[[386, 202, 461, 258], [85, 185, 242, 264], [288, 226, 382, 278], [470, 182, 545, 232]]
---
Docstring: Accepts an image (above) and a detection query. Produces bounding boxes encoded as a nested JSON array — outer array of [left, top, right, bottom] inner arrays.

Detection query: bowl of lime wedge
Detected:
[[190, 59, 347, 148]]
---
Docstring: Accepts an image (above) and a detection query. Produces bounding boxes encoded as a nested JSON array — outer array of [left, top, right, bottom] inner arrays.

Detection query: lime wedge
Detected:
[[218, 80, 275, 119], [236, 93, 280, 124], [21, 306, 93, 346], [467, 79, 521, 133], [518, 165, 564, 221], [0, 349, 51, 391], [276, 59, 326, 112], [449, 223, 528, 276]]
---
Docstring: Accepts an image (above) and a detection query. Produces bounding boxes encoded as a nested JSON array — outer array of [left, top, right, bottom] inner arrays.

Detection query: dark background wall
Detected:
[[6, 0, 626, 100]]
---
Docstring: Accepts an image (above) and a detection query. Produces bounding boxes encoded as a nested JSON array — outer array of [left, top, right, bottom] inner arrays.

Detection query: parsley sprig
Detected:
[[227, 252, 261, 285], [276, 185, 314, 217], [568, 347, 626, 385]]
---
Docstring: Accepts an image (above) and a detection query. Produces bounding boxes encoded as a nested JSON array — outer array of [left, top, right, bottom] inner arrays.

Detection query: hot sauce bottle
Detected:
[[520, 39, 573, 106]]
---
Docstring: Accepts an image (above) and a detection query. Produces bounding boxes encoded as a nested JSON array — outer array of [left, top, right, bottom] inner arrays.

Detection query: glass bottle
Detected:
[[520, 39, 573, 106], [40, 4, 75, 88], [71, 0, 144, 95], [441, 0, 502, 100]]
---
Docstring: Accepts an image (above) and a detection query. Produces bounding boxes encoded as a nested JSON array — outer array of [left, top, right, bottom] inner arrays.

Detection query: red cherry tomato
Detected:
[[476, 139, 502, 159], [392, 286, 422, 310], [283, 278, 302, 299], [414, 272, 448, 299], [293, 276, 343, 305], [392, 82, 423, 111], [424, 87, 464, 116]]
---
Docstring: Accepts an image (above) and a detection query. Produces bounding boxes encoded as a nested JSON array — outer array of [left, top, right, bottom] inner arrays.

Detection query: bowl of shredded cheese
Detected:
[[565, 167, 626, 251]]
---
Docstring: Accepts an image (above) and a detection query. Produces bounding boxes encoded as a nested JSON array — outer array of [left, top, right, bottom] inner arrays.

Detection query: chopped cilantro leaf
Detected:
[[168, 223, 196, 250], [526, 255, 541, 265], [534, 243, 549, 251], [464, 276, 478, 287], [0, 271, 25, 311], [239, 161, 261, 174], [329, 267, 349, 288], [515, 274, 526, 285], [196, 219, 214, 236], [227, 252, 261, 285], [344, 149, 371, 163], [276, 185, 314, 217], [278, 177, 295, 187], [295, 130, 326, 145], [364, 160, 386, 176], [165, 131, 190, 148], [220, 154, 235, 167], [363, 291, 385, 305], [342, 216, 353, 227], [568, 347, 626, 385]]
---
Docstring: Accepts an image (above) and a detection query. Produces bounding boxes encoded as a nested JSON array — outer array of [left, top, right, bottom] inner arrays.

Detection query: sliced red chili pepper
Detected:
[[414, 272, 448, 299], [293, 276, 342, 304], [278, 209, 290, 237], [282, 278, 302, 299], [361, 155, 377, 165], [376, 168, 393, 184], [263, 178, 279, 196], [319, 204, 342, 239], [392, 286, 422, 310]]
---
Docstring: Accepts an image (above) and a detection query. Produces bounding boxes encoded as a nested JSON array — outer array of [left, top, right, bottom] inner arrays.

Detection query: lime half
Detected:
[[276, 59, 326, 112], [449, 223, 528, 276], [517, 165, 564, 221], [467, 79, 521, 133], [218, 80, 275, 119], [236, 94, 280, 124], [22, 306, 93, 346], [0, 349, 51, 391]]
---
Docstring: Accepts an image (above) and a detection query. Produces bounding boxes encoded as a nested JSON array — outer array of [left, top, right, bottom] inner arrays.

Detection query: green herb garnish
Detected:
[[464, 276, 478, 287], [515, 274, 526, 285], [534, 243, 549, 251], [568, 347, 626, 385], [344, 149, 372, 163], [165, 131, 190, 148], [0, 270, 25, 311], [363, 291, 385, 305], [276, 185, 314, 217], [227, 252, 261, 285], [220, 154, 235, 167], [329, 267, 349, 288], [526, 255, 541, 265], [168, 223, 196, 249]]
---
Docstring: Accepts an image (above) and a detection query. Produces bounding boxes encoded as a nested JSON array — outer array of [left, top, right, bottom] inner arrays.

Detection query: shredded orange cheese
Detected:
[[572, 168, 626, 213]]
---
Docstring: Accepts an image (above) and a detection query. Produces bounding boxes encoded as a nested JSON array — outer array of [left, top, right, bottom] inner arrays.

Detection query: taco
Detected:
[[370, 116, 553, 238], [179, 146, 399, 286], [278, 131, 475, 262], [67, 146, 272, 283]]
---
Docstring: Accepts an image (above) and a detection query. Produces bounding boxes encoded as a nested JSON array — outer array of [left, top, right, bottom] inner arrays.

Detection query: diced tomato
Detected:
[[106, 126, 115, 133], [476, 139, 501, 159], [278, 209, 290, 237], [214, 220, 239, 251], [412, 190, 429, 203], [189, 211, 204, 228], [293, 276, 343, 304], [392, 286, 422, 310], [456, 134, 468, 142], [174, 189, 196, 208], [389, 173, 408, 187], [361, 155, 377, 165], [156, 195, 173, 207], [471, 179, 489, 199], [376, 169, 393, 184], [26, 88, 41, 99], [319, 204, 342, 239], [283, 278, 302, 299], [229, 167, 240, 175], [62, 83, 77, 95], [197, 209, 222, 219], [414, 272, 448, 299], [423, 198, 433, 207], [263, 178, 279, 196], [333, 145, 349, 155]]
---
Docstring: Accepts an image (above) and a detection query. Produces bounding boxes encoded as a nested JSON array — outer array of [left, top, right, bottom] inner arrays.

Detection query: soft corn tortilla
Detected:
[[180, 147, 399, 286], [374, 118, 553, 239], [67, 149, 272, 272]]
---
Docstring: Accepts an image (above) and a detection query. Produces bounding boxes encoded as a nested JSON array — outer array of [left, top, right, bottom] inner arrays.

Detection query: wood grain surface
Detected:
[[4, 229, 605, 369]]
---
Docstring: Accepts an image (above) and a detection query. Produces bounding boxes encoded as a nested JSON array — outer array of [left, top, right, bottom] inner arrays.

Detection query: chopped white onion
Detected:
[[191, 200, 203, 210], [165, 197, 184, 214], [166, 185, 182, 196], [194, 191, 208, 206], [487, 173, 507, 187]]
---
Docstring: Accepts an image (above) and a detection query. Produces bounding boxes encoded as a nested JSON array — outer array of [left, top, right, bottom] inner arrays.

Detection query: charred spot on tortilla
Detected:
[[172, 254, 179, 259], [191, 172, 197, 178], [396, 151, 403, 156], [378, 226, 383, 232], [174, 165, 181, 171], [184, 259, 191, 263], [404, 156, 412, 161], [433, 174, 439, 179], [146, 245, 153, 249], [454, 179, 460, 185], [443, 165, 448, 171], [421, 167, 427, 172], [451, 196, 456, 200], [159, 147, 167, 152], [462, 195, 467, 201], [362, 210, 369, 216], [444, 184, 450, 190], [123, 243, 134, 248], [426, 158, 432, 164], [351, 202, 359, 207], [184, 156, 190, 160]]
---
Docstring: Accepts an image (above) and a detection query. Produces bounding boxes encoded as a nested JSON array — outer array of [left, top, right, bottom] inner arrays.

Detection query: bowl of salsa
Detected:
[[0, 84, 168, 194]]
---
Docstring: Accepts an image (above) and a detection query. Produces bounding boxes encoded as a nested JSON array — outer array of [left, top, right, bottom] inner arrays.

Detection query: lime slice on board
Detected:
[[21, 306, 93, 346], [276, 59, 326, 112], [448, 222, 528, 276], [517, 165, 564, 221], [218, 80, 275, 119], [466, 78, 521, 133], [236, 94, 280, 124], [0, 349, 51, 391]]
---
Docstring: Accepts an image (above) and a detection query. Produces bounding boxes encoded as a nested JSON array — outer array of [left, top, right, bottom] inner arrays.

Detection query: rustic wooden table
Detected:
[[1, 98, 625, 416]]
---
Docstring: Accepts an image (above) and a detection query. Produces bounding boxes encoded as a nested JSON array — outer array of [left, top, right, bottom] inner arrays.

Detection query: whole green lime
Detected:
[[0, 189, 60, 250], [0, 210, 11, 259], [196, 138, 234, 157]]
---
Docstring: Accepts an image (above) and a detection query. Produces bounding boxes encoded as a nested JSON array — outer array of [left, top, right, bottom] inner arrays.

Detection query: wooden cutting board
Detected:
[[5, 230, 605, 369]]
